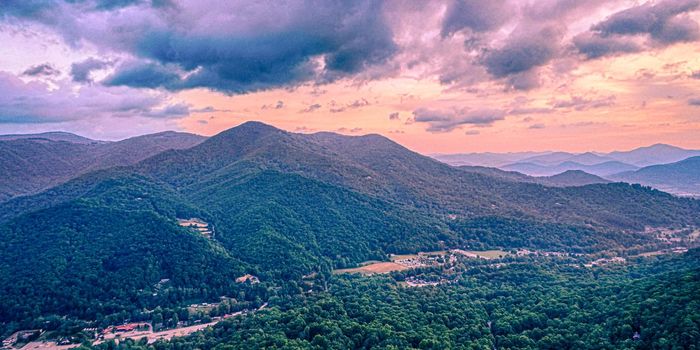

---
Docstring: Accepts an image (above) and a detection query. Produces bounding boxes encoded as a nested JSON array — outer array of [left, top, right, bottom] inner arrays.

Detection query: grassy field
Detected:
[[334, 249, 510, 275], [333, 262, 410, 275]]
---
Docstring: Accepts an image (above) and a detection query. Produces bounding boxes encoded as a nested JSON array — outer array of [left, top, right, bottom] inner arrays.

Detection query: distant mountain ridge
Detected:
[[611, 156, 700, 197], [0, 131, 102, 144], [458, 166, 610, 187], [435, 143, 700, 195], [0, 131, 206, 201], [434, 144, 700, 169]]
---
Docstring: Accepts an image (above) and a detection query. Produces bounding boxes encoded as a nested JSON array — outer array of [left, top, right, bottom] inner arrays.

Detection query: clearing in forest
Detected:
[[333, 262, 409, 275], [177, 218, 212, 238]]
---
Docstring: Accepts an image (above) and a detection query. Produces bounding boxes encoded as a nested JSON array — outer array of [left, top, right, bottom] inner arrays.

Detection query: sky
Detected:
[[1, 0, 700, 154]]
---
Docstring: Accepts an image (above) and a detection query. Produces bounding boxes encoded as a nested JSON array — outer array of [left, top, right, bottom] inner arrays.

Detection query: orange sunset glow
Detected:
[[1, 0, 699, 154]]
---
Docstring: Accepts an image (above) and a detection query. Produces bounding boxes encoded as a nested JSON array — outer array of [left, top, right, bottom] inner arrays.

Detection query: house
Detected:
[[235, 274, 260, 284]]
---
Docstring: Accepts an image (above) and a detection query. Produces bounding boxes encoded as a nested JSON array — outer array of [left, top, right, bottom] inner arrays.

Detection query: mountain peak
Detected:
[[0, 131, 99, 144]]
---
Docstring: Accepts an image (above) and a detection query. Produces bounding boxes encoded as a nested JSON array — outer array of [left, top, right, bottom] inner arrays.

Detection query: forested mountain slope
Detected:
[[611, 156, 700, 197], [0, 132, 205, 202], [1, 121, 699, 334]]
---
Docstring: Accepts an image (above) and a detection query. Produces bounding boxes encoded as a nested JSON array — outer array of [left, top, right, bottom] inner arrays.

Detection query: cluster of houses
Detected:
[[2, 330, 41, 349], [393, 253, 447, 268], [584, 256, 626, 267], [403, 276, 452, 287]]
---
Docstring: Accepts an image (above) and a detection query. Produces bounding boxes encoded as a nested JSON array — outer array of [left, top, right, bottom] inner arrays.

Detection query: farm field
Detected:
[[334, 249, 509, 275], [333, 262, 410, 275]]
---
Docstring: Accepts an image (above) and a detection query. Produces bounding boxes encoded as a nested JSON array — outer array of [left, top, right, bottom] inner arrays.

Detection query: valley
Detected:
[[0, 123, 698, 349]]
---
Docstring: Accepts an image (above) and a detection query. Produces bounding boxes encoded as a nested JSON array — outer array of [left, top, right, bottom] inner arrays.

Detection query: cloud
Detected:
[[575, 0, 700, 59], [329, 98, 370, 113], [528, 123, 546, 129], [70, 57, 112, 83], [389, 112, 400, 120], [572, 33, 642, 59], [464, 129, 480, 135], [0, 71, 187, 124], [481, 25, 563, 88], [22, 63, 60, 77], [6, 1, 398, 94], [689, 97, 700, 106], [592, 0, 700, 43], [104, 61, 181, 89], [412, 107, 506, 132], [336, 127, 363, 133], [508, 107, 554, 115], [441, 0, 514, 36], [551, 95, 616, 111], [261, 101, 285, 110], [300, 103, 322, 113], [191, 106, 230, 113]]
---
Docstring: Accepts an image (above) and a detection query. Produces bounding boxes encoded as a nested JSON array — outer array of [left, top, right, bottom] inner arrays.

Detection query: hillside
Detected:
[[0, 131, 100, 144], [0, 131, 205, 202], [542, 170, 610, 187], [458, 166, 609, 187], [608, 144, 700, 167], [611, 156, 700, 197], [502, 160, 638, 177], [0, 175, 249, 326], [1, 121, 699, 332]]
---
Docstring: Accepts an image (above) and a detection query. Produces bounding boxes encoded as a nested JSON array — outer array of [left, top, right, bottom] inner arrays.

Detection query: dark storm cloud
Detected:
[[574, 0, 700, 59], [3, 1, 397, 94], [441, 0, 514, 36], [412, 107, 505, 133], [572, 33, 642, 59], [0, 0, 56, 18], [104, 62, 181, 89], [483, 26, 562, 78], [22, 63, 60, 77], [592, 0, 700, 44], [109, 1, 395, 93], [70, 58, 112, 83]]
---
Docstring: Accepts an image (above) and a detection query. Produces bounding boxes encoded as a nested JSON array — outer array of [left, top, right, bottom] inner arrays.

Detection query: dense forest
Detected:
[[87, 249, 700, 349]]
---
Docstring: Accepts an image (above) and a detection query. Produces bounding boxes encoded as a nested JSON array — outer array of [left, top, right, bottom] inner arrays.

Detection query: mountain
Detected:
[[1, 121, 699, 329], [458, 166, 609, 187], [436, 144, 700, 169], [0, 131, 205, 202], [0, 131, 101, 144], [0, 174, 248, 324], [611, 156, 700, 197], [542, 170, 611, 187], [431, 151, 548, 167], [502, 160, 638, 177], [608, 143, 700, 167]]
